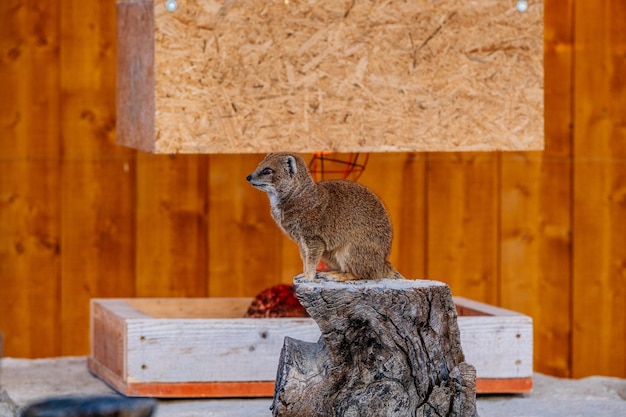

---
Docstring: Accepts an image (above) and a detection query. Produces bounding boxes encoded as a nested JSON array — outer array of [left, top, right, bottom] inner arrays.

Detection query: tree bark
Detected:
[[271, 275, 477, 417]]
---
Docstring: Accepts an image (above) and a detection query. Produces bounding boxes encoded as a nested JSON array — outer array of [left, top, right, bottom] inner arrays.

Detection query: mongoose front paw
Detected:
[[316, 271, 357, 282]]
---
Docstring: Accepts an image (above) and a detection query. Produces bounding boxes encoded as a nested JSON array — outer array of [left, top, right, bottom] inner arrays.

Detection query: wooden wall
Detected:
[[1, 0, 624, 379]]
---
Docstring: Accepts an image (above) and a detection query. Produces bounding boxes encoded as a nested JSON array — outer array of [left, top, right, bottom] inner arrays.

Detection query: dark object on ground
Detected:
[[20, 396, 156, 417]]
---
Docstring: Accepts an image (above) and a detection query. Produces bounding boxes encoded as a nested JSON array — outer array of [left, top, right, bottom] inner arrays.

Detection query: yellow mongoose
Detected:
[[246, 152, 399, 281]]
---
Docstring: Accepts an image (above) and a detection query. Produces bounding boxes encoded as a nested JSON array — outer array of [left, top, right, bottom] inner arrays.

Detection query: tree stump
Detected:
[[271, 276, 477, 417]]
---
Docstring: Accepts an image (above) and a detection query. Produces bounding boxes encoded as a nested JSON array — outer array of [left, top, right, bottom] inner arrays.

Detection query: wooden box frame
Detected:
[[88, 296, 532, 397]]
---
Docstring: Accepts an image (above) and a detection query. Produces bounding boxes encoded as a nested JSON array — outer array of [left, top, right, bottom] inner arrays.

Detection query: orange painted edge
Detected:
[[127, 378, 532, 397], [126, 381, 275, 398], [476, 377, 533, 394], [88, 357, 532, 398], [122, 378, 532, 398]]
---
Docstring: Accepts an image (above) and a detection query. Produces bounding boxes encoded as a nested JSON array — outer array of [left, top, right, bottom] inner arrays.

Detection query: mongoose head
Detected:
[[246, 152, 313, 199]]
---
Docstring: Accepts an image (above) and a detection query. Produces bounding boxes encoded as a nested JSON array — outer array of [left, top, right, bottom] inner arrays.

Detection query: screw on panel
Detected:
[[166, 0, 177, 12]]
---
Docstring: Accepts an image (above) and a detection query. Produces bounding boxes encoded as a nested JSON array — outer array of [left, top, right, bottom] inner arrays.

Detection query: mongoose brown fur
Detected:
[[246, 152, 399, 281]]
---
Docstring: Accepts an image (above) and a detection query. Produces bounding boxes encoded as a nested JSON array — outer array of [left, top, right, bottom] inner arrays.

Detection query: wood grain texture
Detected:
[[0, 0, 62, 357], [457, 315, 532, 379], [116, 0, 155, 153], [475, 378, 532, 394], [90, 298, 320, 384], [272, 277, 477, 417], [59, 0, 135, 355], [572, 0, 626, 378], [135, 154, 208, 297], [126, 318, 319, 383], [2, 0, 626, 382], [119, 0, 543, 153], [426, 153, 499, 303], [456, 297, 533, 385], [498, 0, 574, 378], [89, 297, 532, 397], [88, 355, 277, 397], [500, 0, 574, 376], [90, 300, 126, 379], [360, 153, 426, 279], [208, 154, 286, 297], [499, 153, 572, 377]]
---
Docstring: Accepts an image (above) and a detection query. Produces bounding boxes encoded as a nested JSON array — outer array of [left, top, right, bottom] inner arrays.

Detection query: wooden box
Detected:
[[88, 297, 532, 397], [116, 0, 543, 153]]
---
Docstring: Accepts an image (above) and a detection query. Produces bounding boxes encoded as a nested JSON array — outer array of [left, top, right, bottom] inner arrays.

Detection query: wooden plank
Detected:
[[455, 297, 533, 380], [89, 357, 277, 398], [498, 107, 573, 369], [0, 0, 62, 358], [360, 153, 426, 279], [126, 298, 253, 319], [117, 0, 543, 153], [458, 315, 532, 379], [90, 297, 532, 396], [475, 378, 533, 394], [499, 146, 572, 379], [208, 155, 286, 297], [125, 317, 320, 383], [87, 362, 531, 398], [59, 0, 135, 355], [124, 381, 274, 398], [499, 0, 574, 378], [511, 0, 572, 379], [134, 154, 208, 297], [425, 153, 499, 303], [572, 0, 626, 378], [116, 0, 155, 152], [454, 296, 530, 318], [90, 300, 127, 380]]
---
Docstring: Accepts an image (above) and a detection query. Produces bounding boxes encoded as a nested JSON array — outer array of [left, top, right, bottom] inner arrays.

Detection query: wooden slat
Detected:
[[454, 297, 533, 381], [475, 378, 533, 395], [499, 0, 574, 377], [499, 153, 572, 377], [89, 355, 276, 397], [0, 0, 61, 358], [135, 154, 208, 297], [572, 0, 626, 378], [208, 155, 286, 297], [90, 300, 126, 380], [116, 0, 155, 153], [87, 368, 532, 397], [425, 153, 499, 303], [59, 0, 135, 355], [360, 153, 426, 279], [125, 318, 320, 383], [126, 298, 253, 319], [123, 380, 275, 399]]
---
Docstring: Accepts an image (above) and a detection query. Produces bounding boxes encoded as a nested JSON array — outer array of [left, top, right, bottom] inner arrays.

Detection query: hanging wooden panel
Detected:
[[116, 0, 544, 153]]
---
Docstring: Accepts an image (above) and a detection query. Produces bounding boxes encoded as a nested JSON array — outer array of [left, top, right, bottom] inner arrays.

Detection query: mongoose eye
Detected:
[[261, 167, 274, 175]]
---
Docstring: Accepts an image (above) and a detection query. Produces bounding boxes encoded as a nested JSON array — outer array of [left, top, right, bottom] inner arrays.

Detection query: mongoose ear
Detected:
[[286, 155, 298, 178]]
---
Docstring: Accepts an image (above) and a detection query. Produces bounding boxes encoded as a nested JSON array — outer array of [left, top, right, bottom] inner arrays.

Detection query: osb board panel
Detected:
[[116, 0, 544, 153]]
